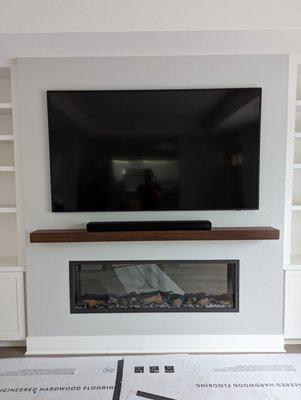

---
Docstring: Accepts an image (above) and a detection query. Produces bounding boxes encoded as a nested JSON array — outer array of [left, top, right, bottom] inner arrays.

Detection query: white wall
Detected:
[[1, 0, 301, 33], [1, 31, 301, 66], [15, 55, 288, 339]]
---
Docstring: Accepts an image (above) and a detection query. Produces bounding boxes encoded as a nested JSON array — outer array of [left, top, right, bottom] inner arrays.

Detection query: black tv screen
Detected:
[[47, 88, 261, 212]]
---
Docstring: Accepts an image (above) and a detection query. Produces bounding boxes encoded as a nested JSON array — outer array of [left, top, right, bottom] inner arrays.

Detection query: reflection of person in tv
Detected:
[[137, 168, 162, 210]]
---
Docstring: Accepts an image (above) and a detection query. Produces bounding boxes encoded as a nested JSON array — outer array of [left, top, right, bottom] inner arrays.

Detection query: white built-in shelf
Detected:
[[297, 100, 301, 108], [0, 257, 23, 272], [0, 256, 17, 268], [0, 166, 15, 172], [295, 133, 301, 139], [0, 135, 14, 142], [293, 164, 301, 169], [0, 207, 17, 213], [0, 68, 10, 79], [284, 255, 301, 270], [0, 103, 12, 115], [0, 67, 25, 341], [292, 205, 301, 211], [291, 255, 301, 265]]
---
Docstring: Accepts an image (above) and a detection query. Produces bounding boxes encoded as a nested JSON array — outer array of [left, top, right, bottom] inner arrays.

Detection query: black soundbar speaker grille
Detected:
[[87, 220, 212, 232]]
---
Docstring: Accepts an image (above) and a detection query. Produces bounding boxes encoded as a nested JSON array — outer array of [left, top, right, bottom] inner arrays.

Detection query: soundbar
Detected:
[[87, 220, 212, 232]]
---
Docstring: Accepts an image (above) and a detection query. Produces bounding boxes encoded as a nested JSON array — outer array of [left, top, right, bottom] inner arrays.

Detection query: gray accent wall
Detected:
[[16, 55, 288, 337]]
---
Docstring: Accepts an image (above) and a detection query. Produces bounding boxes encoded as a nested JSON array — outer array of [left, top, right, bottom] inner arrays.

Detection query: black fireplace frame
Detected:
[[69, 259, 239, 314]]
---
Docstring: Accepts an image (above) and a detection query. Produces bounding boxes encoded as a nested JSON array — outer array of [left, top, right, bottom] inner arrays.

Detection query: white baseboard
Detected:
[[0, 340, 25, 347], [26, 335, 285, 355]]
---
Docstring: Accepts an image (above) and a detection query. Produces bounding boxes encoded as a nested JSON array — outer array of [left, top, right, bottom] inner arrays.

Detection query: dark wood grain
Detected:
[[30, 227, 280, 243]]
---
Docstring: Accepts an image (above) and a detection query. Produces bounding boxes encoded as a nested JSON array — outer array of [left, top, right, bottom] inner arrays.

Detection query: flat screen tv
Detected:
[[47, 88, 261, 212]]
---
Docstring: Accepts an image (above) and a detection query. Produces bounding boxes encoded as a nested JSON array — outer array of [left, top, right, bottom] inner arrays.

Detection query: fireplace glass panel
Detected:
[[70, 260, 239, 313]]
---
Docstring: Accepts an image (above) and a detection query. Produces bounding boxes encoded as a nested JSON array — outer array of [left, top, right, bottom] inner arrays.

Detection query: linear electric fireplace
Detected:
[[69, 260, 239, 313]]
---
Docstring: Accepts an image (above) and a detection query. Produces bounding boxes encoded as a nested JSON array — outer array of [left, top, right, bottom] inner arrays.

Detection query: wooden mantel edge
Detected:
[[30, 226, 280, 243]]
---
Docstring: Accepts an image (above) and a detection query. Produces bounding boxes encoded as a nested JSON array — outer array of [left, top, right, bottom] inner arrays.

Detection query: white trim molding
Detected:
[[0, 340, 25, 347], [26, 335, 285, 355]]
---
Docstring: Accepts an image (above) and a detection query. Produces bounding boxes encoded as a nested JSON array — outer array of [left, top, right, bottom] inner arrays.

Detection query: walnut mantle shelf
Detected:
[[30, 227, 280, 243]]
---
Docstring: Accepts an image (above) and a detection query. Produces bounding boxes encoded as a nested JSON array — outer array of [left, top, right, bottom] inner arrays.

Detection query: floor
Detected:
[[3, 353, 301, 399], [0, 345, 300, 358]]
